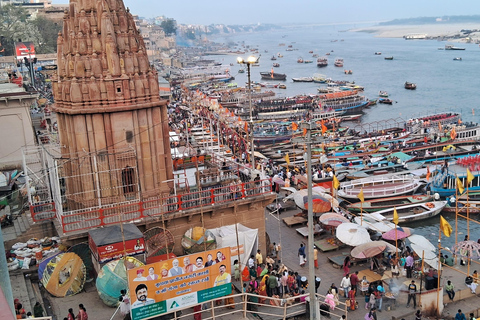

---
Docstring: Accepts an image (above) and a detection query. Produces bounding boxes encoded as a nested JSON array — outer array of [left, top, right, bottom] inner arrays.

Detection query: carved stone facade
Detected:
[[52, 0, 173, 207]]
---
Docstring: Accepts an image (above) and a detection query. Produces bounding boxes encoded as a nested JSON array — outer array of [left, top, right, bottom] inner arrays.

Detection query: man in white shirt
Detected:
[[339, 273, 351, 298], [248, 255, 255, 268]]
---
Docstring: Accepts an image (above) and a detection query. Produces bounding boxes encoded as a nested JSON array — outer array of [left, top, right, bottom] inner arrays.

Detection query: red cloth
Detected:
[[193, 305, 202, 320]]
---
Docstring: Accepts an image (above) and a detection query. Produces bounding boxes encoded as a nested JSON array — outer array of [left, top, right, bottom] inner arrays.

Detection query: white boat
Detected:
[[292, 77, 313, 82], [337, 173, 423, 200], [360, 201, 447, 224]]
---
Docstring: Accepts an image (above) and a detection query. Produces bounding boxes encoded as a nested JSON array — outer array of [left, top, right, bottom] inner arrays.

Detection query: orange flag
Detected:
[[244, 121, 248, 132], [303, 128, 307, 136], [292, 122, 298, 131], [321, 120, 327, 134], [426, 166, 431, 181], [450, 127, 457, 140]]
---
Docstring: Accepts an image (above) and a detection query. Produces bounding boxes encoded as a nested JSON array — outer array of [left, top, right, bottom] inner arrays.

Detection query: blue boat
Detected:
[[429, 163, 480, 197]]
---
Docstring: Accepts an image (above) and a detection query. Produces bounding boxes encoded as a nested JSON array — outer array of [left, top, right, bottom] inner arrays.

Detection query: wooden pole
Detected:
[[455, 181, 458, 264], [419, 250, 424, 307], [436, 229, 442, 317]]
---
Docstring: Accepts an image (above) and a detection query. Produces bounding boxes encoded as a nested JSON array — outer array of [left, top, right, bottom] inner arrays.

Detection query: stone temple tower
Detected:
[[52, 0, 173, 210]]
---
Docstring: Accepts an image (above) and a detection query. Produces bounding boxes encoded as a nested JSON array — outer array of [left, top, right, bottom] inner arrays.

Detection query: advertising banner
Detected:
[[15, 42, 35, 61], [128, 247, 231, 320], [94, 238, 145, 263]]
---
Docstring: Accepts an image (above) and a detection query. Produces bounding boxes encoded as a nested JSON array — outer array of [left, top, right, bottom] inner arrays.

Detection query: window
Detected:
[[122, 166, 135, 194], [126, 131, 133, 143]]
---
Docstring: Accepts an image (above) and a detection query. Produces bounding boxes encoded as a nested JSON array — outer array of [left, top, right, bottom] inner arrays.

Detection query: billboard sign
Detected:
[[15, 42, 35, 61], [89, 236, 145, 264], [128, 247, 231, 320]]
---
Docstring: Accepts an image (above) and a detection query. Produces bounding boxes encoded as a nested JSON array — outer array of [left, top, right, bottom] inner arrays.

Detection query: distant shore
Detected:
[[351, 23, 480, 42]]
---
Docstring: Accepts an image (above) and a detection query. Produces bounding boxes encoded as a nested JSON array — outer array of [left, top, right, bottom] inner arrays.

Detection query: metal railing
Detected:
[[31, 178, 272, 233], [144, 291, 349, 320]]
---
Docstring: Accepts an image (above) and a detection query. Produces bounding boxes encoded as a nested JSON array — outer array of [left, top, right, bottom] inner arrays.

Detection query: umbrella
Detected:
[[411, 243, 437, 260], [287, 189, 318, 209], [354, 218, 396, 233], [452, 240, 480, 259], [336, 223, 371, 246], [351, 240, 398, 259], [319, 212, 350, 227], [424, 257, 441, 270], [408, 235, 436, 252], [272, 176, 285, 185], [312, 186, 329, 194], [315, 192, 339, 208], [303, 195, 332, 213], [382, 227, 413, 241], [281, 187, 298, 194]]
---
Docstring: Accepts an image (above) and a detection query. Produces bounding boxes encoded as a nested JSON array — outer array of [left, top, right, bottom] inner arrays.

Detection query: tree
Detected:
[[0, 4, 36, 56], [185, 28, 196, 40], [31, 16, 62, 54], [160, 19, 177, 36]]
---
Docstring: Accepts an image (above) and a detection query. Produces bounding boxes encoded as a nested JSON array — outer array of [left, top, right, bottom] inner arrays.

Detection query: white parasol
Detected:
[[411, 243, 437, 260], [336, 223, 371, 246], [408, 235, 436, 252], [354, 218, 396, 233]]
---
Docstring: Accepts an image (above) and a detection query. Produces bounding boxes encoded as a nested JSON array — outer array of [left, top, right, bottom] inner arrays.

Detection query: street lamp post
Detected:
[[237, 56, 259, 170], [292, 122, 325, 320]]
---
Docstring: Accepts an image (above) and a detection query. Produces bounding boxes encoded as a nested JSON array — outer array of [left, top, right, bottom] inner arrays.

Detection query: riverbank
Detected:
[[351, 23, 480, 42]]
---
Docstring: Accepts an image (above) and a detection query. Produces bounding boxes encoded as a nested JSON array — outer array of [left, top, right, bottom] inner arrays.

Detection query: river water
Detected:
[[207, 24, 480, 249]]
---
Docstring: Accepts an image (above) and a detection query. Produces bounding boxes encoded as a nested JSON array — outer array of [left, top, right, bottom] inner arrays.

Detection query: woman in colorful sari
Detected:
[[258, 278, 268, 304]]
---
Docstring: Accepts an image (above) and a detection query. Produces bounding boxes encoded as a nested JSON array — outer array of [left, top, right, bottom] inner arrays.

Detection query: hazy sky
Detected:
[[52, 0, 480, 25]]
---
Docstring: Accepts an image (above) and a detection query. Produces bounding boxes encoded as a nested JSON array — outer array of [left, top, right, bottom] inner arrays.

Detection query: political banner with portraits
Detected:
[[128, 247, 231, 320]]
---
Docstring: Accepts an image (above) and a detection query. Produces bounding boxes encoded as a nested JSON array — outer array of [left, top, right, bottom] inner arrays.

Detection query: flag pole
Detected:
[[394, 225, 398, 259], [436, 227, 442, 317], [455, 177, 459, 265], [419, 250, 424, 307], [360, 202, 363, 226]]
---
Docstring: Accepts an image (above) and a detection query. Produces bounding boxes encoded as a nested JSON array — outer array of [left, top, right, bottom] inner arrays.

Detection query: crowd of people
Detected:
[[13, 298, 44, 319]]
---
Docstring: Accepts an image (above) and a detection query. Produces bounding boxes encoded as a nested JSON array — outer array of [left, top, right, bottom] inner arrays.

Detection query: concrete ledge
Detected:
[[443, 287, 477, 302]]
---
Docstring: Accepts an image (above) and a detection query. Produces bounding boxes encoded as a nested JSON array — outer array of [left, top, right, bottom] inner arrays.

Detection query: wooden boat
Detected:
[[405, 112, 460, 132], [297, 57, 304, 63], [317, 57, 328, 67], [430, 164, 480, 197], [337, 173, 423, 200], [405, 82, 416, 90], [260, 71, 287, 80], [304, 60, 313, 63], [453, 57, 462, 61], [271, 55, 277, 60], [375, 52, 382, 55], [445, 44, 465, 50], [443, 200, 480, 214], [379, 91, 388, 98], [292, 77, 313, 82], [273, 63, 280, 67], [318, 90, 369, 115], [334, 58, 344, 67], [378, 98, 393, 104], [384, 56, 394, 60], [362, 201, 447, 224], [347, 194, 435, 213], [313, 74, 327, 83]]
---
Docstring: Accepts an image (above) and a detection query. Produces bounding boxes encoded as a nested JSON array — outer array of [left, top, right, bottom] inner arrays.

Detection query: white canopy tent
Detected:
[[208, 223, 258, 268]]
